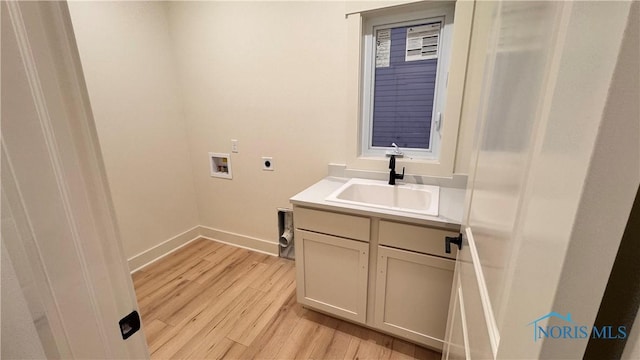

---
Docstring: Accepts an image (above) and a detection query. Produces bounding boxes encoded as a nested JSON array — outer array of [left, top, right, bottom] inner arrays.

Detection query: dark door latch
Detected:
[[119, 310, 141, 340], [445, 233, 463, 254]]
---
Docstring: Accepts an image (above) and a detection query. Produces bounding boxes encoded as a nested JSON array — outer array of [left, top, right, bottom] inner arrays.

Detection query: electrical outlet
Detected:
[[231, 139, 239, 153], [262, 157, 274, 171]]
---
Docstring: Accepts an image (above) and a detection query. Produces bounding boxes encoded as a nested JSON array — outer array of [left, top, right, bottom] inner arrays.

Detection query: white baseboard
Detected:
[[128, 225, 280, 273], [128, 226, 201, 273], [200, 225, 279, 256]]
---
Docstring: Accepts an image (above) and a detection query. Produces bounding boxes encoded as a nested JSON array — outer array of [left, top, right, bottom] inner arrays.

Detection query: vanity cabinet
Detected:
[[294, 207, 370, 324], [293, 205, 459, 351]]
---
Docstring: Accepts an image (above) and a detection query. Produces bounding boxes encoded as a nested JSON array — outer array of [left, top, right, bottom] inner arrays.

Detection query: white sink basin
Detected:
[[326, 178, 440, 216]]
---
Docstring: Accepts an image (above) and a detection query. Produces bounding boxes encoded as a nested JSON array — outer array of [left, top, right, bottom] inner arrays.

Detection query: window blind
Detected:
[[371, 22, 440, 149]]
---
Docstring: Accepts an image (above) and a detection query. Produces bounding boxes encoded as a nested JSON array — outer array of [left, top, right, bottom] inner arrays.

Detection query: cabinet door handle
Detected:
[[445, 233, 463, 254]]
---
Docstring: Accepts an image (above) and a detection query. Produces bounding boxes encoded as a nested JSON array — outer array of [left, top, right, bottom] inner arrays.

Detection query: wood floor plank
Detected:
[[315, 318, 353, 360], [203, 337, 241, 359], [377, 332, 396, 360], [195, 247, 253, 285], [247, 259, 287, 291], [161, 253, 269, 326], [343, 337, 362, 360], [131, 269, 148, 286], [172, 286, 268, 359], [184, 245, 246, 277], [181, 258, 215, 282], [137, 279, 191, 323], [227, 265, 296, 345], [414, 345, 442, 360], [220, 339, 248, 359], [390, 339, 418, 360], [307, 315, 341, 360], [202, 242, 239, 263], [341, 319, 378, 360], [148, 253, 273, 355], [142, 319, 171, 348], [145, 278, 206, 325], [352, 339, 384, 360], [134, 240, 221, 301], [249, 259, 294, 293], [260, 252, 284, 266], [237, 292, 305, 360], [153, 287, 263, 359], [273, 309, 327, 359], [134, 239, 442, 360]]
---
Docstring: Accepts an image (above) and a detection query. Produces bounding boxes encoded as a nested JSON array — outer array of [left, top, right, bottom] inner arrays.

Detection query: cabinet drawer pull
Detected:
[[445, 233, 463, 254]]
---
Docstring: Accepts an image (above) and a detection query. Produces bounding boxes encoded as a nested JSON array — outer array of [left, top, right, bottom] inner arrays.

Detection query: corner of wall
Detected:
[[127, 226, 201, 273]]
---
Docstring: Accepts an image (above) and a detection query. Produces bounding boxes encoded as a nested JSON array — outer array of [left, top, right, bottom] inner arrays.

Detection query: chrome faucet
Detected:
[[391, 143, 402, 155], [388, 155, 405, 185], [386, 142, 404, 156]]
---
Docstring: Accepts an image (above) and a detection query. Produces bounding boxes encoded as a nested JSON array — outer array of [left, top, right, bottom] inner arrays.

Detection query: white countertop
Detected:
[[290, 177, 465, 231]]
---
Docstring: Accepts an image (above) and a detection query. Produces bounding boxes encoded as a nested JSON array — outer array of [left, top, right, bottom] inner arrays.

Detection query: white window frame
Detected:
[[361, 4, 455, 159]]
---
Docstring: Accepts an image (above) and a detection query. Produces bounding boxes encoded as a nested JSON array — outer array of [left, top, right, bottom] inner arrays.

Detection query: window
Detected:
[[361, 4, 455, 159]]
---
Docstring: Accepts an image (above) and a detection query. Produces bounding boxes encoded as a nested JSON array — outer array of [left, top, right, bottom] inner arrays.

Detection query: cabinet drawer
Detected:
[[379, 220, 459, 258], [295, 207, 370, 242]]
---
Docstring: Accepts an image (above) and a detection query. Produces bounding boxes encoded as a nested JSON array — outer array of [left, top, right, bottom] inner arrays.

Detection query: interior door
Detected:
[[1, 1, 148, 358], [443, 1, 636, 359]]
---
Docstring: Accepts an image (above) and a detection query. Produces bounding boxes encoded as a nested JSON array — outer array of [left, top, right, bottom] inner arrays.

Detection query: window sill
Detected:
[[358, 155, 441, 165]]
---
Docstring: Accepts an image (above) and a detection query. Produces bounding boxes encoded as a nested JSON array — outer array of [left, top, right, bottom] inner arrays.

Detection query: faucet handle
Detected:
[[386, 143, 404, 157], [399, 167, 405, 180]]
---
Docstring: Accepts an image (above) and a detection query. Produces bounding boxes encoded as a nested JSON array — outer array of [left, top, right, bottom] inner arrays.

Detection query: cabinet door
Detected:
[[295, 229, 369, 323], [375, 246, 454, 350]]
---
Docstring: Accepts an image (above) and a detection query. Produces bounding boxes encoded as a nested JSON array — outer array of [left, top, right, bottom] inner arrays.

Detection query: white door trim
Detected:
[[5, 2, 112, 354], [2, 1, 149, 357], [465, 227, 500, 357]]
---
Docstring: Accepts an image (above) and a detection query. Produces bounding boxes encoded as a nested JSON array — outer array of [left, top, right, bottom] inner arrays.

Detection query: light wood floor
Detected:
[[133, 238, 441, 360]]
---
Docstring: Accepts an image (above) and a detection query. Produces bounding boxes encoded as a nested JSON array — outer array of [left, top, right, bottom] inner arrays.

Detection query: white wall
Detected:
[[167, 1, 350, 247], [68, 1, 199, 259]]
